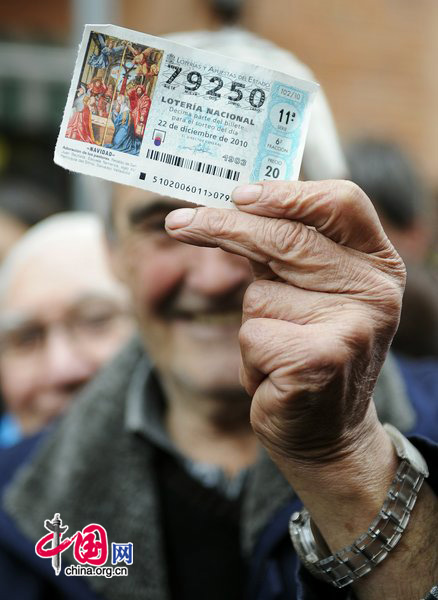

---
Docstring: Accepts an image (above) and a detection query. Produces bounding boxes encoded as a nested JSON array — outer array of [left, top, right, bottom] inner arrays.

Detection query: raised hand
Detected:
[[165, 180, 405, 467]]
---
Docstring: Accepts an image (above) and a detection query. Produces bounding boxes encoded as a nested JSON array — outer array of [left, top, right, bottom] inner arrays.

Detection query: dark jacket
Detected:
[[0, 340, 437, 600]]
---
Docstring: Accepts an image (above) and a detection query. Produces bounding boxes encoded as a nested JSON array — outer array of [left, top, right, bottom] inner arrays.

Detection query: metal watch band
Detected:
[[422, 585, 438, 600], [289, 425, 429, 589]]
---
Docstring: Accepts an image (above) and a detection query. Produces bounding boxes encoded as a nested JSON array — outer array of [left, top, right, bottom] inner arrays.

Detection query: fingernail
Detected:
[[165, 208, 196, 230], [232, 184, 262, 204]]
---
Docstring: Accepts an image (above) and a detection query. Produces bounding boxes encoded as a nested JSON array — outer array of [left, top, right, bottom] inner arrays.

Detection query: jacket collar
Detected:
[[3, 337, 293, 600]]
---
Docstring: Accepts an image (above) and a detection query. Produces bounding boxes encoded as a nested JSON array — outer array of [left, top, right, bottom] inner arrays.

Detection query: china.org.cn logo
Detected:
[[35, 513, 133, 578]]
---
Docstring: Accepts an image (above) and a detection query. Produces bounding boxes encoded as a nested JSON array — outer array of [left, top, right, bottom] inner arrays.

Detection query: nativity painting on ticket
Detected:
[[66, 31, 163, 155]]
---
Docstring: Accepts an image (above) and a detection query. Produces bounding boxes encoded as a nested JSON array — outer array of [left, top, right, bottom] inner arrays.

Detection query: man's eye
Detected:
[[76, 311, 116, 331], [146, 219, 166, 232], [131, 213, 168, 234], [8, 326, 44, 351]]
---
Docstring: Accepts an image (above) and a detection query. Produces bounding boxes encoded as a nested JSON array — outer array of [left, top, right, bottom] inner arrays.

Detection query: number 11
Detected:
[[279, 109, 295, 125]]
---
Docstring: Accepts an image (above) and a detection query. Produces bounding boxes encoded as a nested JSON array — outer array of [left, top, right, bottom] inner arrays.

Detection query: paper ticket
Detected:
[[55, 24, 319, 208]]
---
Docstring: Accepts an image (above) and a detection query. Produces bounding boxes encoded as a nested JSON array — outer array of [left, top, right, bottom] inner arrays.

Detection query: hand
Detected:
[[165, 180, 405, 467], [165, 181, 438, 600]]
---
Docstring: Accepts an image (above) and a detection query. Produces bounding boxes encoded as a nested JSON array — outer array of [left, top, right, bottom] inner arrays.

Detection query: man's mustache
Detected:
[[156, 284, 247, 318]]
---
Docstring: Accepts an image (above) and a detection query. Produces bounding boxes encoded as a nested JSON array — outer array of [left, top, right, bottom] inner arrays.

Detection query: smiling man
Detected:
[[108, 187, 258, 476], [0, 29, 438, 600], [111, 189, 249, 396]]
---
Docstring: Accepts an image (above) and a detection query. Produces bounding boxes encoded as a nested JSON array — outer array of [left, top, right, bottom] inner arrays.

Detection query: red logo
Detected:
[[35, 513, 108, 575]]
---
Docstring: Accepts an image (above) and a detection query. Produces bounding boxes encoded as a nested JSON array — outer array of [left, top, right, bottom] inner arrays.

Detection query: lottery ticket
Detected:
[[55, 24, 319, 208]]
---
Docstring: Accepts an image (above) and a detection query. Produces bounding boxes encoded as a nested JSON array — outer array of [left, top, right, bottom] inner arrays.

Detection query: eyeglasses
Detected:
[[0, 299, 131, 359]]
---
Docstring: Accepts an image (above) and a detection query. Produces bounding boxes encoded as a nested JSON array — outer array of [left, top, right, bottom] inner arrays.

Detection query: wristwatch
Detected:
[[289, 423, 429, 588]]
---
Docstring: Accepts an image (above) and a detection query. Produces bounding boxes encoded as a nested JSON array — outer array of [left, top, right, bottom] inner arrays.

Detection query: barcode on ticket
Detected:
[[145, 149, 240, 182]]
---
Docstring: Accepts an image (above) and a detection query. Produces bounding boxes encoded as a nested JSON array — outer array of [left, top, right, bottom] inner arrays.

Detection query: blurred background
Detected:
[[1, 0, 437, 333]]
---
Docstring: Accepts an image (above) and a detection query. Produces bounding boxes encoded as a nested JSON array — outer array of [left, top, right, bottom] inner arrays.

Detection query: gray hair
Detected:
[[0, 212, 105, 306], [166, 27, 348, 180]]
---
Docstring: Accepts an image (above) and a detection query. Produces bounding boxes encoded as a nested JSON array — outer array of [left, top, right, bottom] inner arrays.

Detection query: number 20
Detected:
[[265, 165, 280, 178]]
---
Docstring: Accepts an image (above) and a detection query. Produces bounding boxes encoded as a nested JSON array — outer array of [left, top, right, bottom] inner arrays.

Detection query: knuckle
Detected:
[[242, 281, 271, 319], [250, 402, 277, 445], [282, 180, 307, 210], [199, 208, 237, 238], [238, 318, 262, 350], [331, 180, 368, 219], [273, 220, 309, 256], [263, 181, 310, 217], [375, 280, 403, 326], [342, 318, 375, 358], [261, 181, 295, 209], [387, 276, 405, 307], [337, 180, 366, 206], [238, 318, 253, 349], [397, 259, 407, 288], [384, 252, 407, 288], [298, 339, 360, 397], [367, 264, 405, 317]]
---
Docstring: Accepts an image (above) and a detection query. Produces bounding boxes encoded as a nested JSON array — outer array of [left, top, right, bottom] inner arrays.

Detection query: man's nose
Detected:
[[185, 246, 251, 296], [42, 328, 96, 390]]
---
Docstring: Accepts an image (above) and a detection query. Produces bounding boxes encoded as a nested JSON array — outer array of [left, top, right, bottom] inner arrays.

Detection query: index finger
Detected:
[[164, 206, 399, 296], [232, 179, 389, 255]]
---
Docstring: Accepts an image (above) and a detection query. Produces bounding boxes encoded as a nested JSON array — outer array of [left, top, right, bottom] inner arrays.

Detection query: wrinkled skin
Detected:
[[165, 179, 406, 467]]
